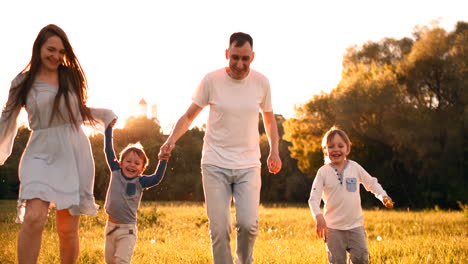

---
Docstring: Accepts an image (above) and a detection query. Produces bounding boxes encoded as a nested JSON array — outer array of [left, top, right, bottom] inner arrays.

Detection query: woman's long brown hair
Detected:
[[5, 24, 95, 128]]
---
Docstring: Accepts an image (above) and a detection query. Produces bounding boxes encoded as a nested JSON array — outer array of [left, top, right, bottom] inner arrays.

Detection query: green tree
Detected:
[[283, 93, 335, 177], [0, 126, 30, 199], [395, 22, 468, 206], [284, 21, 468, 208], [260, 114, 310, 202]]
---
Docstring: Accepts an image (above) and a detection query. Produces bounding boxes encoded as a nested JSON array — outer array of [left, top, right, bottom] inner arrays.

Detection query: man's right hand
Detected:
[[157, 103, 203, 161], [158, 141, 175, 160]]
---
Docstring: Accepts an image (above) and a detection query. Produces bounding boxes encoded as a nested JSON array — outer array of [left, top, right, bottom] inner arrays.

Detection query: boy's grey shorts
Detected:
[[325, 226, 369, 264]]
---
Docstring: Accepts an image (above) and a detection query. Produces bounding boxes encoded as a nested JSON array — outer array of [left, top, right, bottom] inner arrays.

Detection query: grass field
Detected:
[[0, 200, 466, 264]]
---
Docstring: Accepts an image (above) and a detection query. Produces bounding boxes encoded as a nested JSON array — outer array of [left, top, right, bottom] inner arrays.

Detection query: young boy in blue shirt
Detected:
[[103, 119, 168, 263]]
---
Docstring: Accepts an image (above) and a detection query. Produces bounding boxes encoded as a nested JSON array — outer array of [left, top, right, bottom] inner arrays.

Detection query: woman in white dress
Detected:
[[0, 24, 116, 264]]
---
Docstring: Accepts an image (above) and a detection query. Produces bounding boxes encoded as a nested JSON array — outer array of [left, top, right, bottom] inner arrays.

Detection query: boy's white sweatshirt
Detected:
[[308, 160, 387, 230]]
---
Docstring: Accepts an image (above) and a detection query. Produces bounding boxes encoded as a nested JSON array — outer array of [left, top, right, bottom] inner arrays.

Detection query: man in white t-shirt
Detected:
[[158, 32, 282, 264]]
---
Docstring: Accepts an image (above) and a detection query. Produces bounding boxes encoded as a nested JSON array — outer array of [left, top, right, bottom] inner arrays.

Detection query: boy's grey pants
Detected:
[[326, 226, 369, 264], [202, 164, 261, 264]]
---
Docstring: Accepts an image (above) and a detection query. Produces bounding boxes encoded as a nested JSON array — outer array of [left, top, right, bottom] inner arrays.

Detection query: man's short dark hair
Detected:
[[229, 32, 253, 48]]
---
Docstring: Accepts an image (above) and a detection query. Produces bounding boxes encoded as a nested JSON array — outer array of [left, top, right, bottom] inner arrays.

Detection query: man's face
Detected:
[[225, 41, 255, 80]]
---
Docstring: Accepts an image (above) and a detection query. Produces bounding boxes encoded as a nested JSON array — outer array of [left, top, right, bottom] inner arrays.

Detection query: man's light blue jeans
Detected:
[[202, 164, 261, 264]]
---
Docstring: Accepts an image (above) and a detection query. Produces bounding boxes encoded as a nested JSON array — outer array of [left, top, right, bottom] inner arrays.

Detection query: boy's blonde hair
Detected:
[[119, 142, 149, 170], [321, 126, 352, 164]]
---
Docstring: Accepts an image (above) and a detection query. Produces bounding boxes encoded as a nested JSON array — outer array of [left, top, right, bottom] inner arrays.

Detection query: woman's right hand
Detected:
[[316, 214, 327, 239]]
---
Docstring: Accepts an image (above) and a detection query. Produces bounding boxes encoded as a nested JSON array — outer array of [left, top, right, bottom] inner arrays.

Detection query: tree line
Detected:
[[284, 21, 467, 209], [0, 115, 309, 204], [0, 22, 466, 209]]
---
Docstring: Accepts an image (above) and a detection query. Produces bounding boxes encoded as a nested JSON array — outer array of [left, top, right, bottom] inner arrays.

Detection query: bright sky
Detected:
[[1, 0, 467, 132]]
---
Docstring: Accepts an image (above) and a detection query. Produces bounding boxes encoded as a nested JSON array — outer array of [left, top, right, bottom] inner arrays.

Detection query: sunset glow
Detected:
[[1, 0, 466, 131]]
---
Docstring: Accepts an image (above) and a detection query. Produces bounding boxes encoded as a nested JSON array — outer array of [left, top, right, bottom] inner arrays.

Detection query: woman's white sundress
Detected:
[[0, 74, 116, 223]]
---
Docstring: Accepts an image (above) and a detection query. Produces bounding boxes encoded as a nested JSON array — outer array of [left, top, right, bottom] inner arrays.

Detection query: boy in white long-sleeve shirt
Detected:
[[308, 127, 393, 264]]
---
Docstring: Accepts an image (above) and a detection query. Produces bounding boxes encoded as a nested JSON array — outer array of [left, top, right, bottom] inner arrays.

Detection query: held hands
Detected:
[[108, 118, 117, 128], [315, 214, 327, 239], [267, 153, 282, 174], [158, 141, 175, 161], [107, 117, 118, 128], [383, 196, 394, 209]]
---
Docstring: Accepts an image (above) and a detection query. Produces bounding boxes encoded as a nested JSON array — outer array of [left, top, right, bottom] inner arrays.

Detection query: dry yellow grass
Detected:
[[0, 200, 466, 263]]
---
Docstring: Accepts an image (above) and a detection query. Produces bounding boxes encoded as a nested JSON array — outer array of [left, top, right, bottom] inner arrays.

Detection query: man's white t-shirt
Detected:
[[192, 68, 273, 169]]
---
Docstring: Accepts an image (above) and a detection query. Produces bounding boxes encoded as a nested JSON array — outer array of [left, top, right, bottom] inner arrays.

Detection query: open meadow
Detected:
[[0, 200, 466, 264]]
